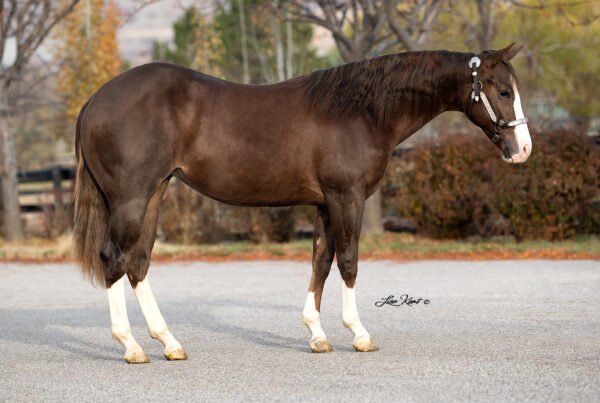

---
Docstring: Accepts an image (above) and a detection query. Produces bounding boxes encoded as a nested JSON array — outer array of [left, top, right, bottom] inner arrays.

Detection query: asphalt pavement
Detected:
[[0, 260, 599, 402]]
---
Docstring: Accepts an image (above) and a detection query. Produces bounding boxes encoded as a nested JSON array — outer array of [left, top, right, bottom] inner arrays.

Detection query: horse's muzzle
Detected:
[[502, 141, 531, 163]]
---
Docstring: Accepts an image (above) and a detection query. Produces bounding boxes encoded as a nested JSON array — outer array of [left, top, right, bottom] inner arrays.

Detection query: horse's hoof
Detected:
[[353, 336, 379, 352], [124, 349, 150, 364], [164, 347, 188, 361], [309, 338, 333, 353]]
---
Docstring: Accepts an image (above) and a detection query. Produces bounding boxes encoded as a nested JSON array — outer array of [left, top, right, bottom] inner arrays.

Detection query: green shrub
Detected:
[[383, 129, 600, 240]]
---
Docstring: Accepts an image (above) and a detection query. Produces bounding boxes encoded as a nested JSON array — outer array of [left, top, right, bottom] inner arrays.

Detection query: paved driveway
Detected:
[[0, 260, 598, 401]]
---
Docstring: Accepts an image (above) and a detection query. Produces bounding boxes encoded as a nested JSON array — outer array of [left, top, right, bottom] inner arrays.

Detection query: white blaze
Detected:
[[506, 77, 532, 163]]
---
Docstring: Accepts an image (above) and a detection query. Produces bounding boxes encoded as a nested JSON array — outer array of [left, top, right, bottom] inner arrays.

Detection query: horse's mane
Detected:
[[302, 51, 470, 130]]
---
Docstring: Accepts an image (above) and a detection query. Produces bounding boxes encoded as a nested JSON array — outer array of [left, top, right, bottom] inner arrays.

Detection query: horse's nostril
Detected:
[[522, 143, 529, 156]]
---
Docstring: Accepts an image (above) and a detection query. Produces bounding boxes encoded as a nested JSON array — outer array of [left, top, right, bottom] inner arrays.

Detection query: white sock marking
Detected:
[[302, 291, 327, 341], [133, 276, 182, 353], [107, 277, 143, 354], [341, 282, 370, 343]]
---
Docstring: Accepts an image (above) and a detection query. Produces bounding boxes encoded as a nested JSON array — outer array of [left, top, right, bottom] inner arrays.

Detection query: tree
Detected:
[[0, 0, 80, 240], [217, 0, 326, 84], [498, 1, 600, 117], [385, 0, 445, 51], [154, 2, 326, 83], [54, 0, 122, 123], [153, 7, 225, 78], [276, 0, 445, 234], [436, 0, 600, 116]]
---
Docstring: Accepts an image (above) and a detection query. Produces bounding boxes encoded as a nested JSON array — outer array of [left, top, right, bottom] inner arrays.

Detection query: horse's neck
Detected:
[[391, 52, 470, 146]]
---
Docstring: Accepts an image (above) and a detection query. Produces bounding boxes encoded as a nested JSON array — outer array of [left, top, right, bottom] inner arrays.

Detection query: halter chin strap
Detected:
[[467, 55, 529, 144]]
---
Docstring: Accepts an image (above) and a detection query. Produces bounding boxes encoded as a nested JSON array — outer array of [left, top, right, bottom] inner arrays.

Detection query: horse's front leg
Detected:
[[107, 276, 149, 363], [131, 276, 187, 360], [326, 187, 379, 352], [303, 206, 336, 353]]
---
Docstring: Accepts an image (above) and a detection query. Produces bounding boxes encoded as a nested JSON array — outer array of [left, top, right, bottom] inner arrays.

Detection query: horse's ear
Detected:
[[484, 43, 522, 66], [503, 44, 523, 61]]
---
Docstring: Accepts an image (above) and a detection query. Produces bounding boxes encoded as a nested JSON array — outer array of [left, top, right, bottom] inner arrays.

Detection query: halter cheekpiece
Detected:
[[467, 55, 528, 144]]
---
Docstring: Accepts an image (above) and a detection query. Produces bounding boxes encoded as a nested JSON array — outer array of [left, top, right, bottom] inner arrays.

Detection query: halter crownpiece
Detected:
[[469, 56, 481, 102], [467, 54, 529, 144]]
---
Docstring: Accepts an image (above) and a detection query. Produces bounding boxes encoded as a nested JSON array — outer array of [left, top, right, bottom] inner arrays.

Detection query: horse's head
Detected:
[[466, 44, 531, 163]]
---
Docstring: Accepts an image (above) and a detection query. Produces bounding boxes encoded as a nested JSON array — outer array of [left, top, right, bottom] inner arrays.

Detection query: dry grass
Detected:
[[0, 232, 598, 262]]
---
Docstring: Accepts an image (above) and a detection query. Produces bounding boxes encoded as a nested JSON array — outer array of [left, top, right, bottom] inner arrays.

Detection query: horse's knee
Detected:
[[337, 251, 357, 286]]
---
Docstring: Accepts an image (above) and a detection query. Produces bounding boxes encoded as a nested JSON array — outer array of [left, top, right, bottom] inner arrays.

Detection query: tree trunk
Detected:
[[273, 17, 285, 82], [285, 17, 293, 79], [476, 0, 495, 51], [0, 85, 23, 240], [362, 189, 383, 235], [237, 0, 250, 84]]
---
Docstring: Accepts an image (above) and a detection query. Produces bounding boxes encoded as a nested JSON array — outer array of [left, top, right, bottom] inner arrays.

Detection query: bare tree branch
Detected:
[[1, 0, 81, 87], [508, 0, 600, 9], [276, 0, 412, 61], [0, 0, 81, 241], [120, 0, 165, 26], [385, 0, 419, 51]]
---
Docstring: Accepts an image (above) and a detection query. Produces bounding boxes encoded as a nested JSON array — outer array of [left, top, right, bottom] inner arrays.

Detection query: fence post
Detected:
[[52, 165, 63, 212]]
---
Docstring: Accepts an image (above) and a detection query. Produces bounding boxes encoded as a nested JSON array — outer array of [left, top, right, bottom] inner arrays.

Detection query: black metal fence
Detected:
[[17, 165, 76, 212]]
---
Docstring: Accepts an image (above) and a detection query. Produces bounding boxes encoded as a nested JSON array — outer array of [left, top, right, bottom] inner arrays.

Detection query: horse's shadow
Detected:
[[159, 297, 310, 353], [0, 296, 310, 362], [0, 305, 126, 362]]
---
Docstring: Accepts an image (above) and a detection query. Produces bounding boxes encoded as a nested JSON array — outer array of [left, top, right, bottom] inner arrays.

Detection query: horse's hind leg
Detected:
[[303, 206, 335, 353], [108, 276, 149, 363], [104, 196, 153, 363], [129, 179, 187, 360], [132, 277, 187, 360]]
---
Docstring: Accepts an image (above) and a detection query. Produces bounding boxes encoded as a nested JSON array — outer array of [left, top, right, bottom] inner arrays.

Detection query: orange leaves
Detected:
[[54, 0, 122, 123]]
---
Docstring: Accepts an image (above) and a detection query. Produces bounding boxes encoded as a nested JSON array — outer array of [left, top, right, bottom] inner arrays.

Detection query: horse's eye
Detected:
[[499, 90, 511, 98]]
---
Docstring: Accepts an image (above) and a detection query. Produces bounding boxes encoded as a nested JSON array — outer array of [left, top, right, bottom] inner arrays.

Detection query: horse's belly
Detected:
[[176, 162, 324, 207]]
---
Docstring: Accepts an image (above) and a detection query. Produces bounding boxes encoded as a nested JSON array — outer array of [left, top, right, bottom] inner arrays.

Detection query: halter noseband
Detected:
[[467, 55, 528, 144]]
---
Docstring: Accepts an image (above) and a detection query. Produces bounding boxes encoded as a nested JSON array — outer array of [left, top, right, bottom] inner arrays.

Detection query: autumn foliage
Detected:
[[54, 0, 122, 122], [383, 129, 600, 240]]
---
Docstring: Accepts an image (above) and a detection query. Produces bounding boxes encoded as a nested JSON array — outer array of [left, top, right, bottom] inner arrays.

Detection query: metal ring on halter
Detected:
[[471, 81, 483, 100], [492, 120, 505, 143]]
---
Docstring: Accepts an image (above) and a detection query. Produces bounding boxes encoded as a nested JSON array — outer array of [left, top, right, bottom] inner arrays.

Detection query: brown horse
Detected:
[[73, 44, 530, 363]]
